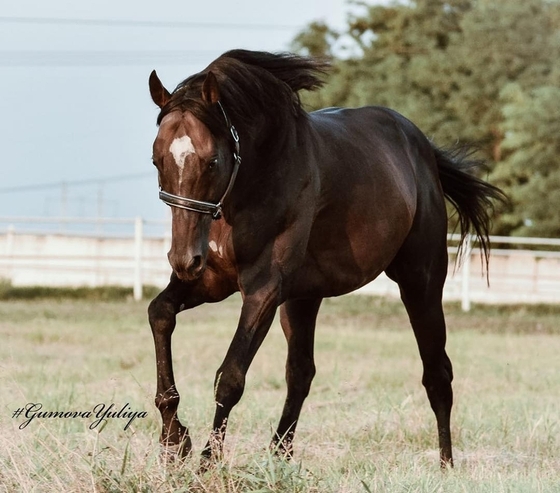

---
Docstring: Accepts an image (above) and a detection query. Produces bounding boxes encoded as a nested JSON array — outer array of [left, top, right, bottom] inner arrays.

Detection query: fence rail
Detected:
[[0, 216, 169, 301], [1, 216, 560, 308]]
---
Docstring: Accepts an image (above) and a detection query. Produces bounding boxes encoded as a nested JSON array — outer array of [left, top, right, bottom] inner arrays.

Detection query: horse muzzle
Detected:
[[168, 251, 206, 281]]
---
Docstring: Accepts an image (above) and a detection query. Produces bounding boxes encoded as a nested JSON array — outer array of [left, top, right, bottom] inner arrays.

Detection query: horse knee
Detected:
[[148, 295, 176, 335], [214, 368, 246, 410]]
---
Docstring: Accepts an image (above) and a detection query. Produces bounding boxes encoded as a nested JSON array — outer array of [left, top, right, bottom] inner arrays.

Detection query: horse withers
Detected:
[[147, 49, 505, 468]]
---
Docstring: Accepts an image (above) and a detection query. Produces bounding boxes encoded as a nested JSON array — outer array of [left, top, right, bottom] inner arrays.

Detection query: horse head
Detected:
[[149, 70, 240, 281]]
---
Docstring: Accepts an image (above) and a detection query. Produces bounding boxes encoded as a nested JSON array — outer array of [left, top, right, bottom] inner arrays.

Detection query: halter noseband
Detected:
[[158, 101, 241, 220]]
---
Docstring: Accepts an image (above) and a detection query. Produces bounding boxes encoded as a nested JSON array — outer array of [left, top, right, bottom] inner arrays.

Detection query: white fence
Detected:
[[0, 217, 169, 301], [1, 217, 560, 308], [357, 234, 560, 309]]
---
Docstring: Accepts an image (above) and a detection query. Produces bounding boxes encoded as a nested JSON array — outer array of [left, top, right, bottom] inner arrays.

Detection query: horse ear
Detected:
[[201, 71, 220, 104], [149, 70, 171, 108]]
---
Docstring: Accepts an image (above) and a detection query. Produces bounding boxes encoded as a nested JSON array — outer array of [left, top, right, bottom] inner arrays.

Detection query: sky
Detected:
[[0, 0, 362, 232]]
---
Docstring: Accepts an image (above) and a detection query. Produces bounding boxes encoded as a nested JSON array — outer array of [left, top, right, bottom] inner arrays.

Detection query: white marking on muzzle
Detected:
[[169, 135, 196, 184]]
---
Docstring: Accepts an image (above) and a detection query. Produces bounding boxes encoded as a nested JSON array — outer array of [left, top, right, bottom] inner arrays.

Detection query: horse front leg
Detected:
[[148, 278, 202, 459], [201, 287, 280, 465]]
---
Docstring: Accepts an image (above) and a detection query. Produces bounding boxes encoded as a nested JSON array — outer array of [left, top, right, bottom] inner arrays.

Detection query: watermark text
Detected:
[[13, 402, 147, 430]]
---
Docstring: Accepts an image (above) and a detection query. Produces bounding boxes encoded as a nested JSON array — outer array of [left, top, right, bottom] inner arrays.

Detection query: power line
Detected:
[[0, 15, 302, 31], [0, 50, 220, 67], [0, 172, 153, 193]]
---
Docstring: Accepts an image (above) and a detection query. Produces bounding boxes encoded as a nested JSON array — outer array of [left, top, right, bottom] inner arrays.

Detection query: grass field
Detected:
[[0, 294, 559, 492]]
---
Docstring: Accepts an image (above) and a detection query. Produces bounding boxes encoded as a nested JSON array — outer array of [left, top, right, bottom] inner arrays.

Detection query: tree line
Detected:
[[292, 0, 560, 237]]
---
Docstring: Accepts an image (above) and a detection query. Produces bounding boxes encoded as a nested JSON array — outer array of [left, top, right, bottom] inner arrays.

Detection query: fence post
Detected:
[[6, 224, 15, 280], [6, 224, 14, 254], [461, 234, 473, 312], [133, 217, 143, 301]]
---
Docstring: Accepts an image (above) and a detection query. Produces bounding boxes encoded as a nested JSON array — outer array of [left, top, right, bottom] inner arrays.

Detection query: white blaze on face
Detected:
[[169, 135, 196, 182]]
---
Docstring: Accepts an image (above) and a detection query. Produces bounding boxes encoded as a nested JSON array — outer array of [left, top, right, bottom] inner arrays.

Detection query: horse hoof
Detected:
[[160, 438, 192, 462], [197, 456, 214, 475]]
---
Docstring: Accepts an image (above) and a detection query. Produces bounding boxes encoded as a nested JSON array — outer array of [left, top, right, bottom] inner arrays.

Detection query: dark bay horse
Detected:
[[147, 49, 505, 467]]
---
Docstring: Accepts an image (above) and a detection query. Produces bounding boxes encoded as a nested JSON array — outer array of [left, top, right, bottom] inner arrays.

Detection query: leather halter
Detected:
[[158, 101, 241, 220]]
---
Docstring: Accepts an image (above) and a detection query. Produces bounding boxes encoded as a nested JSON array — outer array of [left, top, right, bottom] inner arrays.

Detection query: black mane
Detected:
[[157, 50, 329, 138]]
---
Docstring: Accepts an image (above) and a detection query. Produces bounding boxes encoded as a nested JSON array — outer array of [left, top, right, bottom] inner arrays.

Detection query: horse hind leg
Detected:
[[385, 238, 454, 467], [272, 297, 322, 458]]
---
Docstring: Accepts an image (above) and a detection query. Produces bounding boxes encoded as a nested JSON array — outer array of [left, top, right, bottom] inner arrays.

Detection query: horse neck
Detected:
[[247, 110, 305, 163], [226, 114, 307, 217]]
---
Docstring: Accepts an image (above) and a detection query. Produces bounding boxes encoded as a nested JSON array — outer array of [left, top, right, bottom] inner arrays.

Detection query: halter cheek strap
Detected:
[[158, 101, 241, 220]]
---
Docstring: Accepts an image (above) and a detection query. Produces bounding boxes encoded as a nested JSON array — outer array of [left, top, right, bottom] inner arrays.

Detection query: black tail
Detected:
[[434, 145, 508, 268]]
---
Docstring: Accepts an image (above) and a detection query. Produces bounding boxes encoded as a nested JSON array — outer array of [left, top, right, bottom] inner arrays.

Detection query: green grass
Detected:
[[0, 295, 559, 492], [0, 280, 162, 301]]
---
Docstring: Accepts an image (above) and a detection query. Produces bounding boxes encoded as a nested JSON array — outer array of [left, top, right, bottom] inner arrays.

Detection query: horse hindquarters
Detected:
[[385, 183, 454, 466]]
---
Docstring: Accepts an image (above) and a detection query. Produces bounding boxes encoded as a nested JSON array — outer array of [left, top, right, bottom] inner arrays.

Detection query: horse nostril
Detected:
[[186, 255, 204, 277]]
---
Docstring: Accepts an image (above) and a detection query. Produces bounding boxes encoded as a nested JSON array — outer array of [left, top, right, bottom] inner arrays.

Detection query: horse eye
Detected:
[[209, 158, 219, 169]]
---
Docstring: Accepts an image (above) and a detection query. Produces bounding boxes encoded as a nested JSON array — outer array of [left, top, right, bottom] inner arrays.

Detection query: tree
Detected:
[[445, 0, 560, 160], [292, 0, 560, 236], [295, 1, 470, 138], [494, 84, 560, 236]]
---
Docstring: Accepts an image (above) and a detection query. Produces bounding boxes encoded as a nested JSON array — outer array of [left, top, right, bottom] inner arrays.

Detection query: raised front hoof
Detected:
[[159, 436, 192, 463]]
